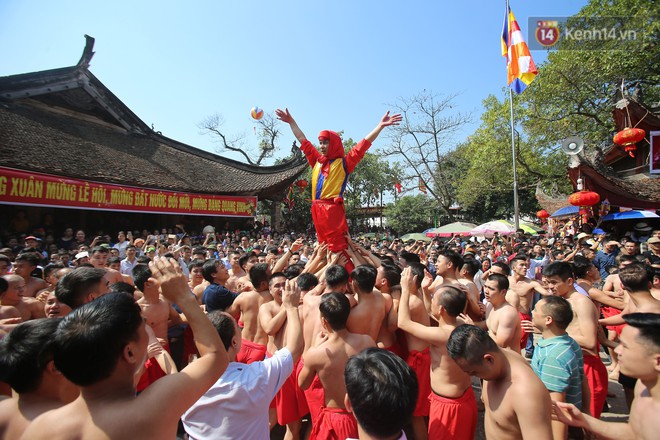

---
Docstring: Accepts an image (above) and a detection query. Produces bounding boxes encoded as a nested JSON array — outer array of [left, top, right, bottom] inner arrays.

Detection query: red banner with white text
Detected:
[[0, 167, 257, 217]]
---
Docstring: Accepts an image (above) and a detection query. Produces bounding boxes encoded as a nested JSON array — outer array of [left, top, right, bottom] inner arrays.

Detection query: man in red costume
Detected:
[[276, 108, 401, 253]]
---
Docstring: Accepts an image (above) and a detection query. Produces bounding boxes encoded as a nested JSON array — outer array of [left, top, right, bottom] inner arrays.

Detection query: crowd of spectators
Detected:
[[0, 214, 659, 440]]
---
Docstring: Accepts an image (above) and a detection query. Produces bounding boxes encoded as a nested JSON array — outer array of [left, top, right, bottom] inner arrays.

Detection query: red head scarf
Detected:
[[317, 130, 344, 164]]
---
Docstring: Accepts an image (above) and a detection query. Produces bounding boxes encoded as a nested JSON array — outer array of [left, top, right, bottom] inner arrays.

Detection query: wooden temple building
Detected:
[[537, 97, 660, 219], [0, 36, 307, 236], [567, 98, 660, 210]]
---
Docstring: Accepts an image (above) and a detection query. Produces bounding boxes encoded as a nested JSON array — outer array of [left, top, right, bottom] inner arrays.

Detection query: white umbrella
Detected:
[[469, 221, 516, 237]]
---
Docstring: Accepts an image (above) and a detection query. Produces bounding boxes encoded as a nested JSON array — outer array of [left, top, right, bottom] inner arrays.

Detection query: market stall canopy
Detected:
[[425, 222, 477, 237], [469, 221, 515, 237], [550, 206, 580, 219], [600, 210, 659, 221], [496, 220, 541, 235], [400, 233, 432, 243]]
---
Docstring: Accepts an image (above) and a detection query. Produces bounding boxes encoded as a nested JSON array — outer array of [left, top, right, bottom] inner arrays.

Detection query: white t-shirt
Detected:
[[112, 240, 129, 259], [182, 348, 294, 440]]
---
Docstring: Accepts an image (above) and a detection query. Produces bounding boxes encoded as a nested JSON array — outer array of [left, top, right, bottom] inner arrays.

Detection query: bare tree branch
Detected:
[[382, 91, 472, 209], [198, 112, 286, 165]]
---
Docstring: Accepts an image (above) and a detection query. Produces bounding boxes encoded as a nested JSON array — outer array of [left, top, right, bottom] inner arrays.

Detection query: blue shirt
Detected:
[[531, 333, 584, 409], [593, 248, 619, 279], [202, 283, 238, 313]]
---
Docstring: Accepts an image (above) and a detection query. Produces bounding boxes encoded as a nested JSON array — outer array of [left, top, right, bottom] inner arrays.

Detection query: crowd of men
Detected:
[[0, 220, 659, 440]]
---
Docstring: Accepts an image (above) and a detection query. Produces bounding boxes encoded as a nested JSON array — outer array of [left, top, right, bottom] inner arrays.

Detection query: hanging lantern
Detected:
[[613, 127, 645, 157], [536, 209, 550, 220], [569, 191, 600, 207], [294, 179, 309, 193]]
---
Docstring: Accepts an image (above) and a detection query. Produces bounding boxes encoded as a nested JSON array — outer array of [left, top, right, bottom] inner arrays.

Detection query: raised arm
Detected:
[[282, 280, 303, 361], [276, 108, 307, 144], [398, 267, 438, 343], [144, 257, 227, 419], [259, 302, 287, 336], [364, 111, 402, 144]]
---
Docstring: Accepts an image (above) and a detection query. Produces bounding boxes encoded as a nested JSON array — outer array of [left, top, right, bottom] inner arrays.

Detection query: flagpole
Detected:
[[509, 86, 520, 231], [505, 0, 520, 231]]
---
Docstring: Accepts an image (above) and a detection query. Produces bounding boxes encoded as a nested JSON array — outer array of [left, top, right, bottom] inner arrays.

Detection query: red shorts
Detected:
[[601, 306, 625, 335], [519, 312, 531, 349], [274, 357, 309, 425], [299, 358, 325, 425], [406, 348, 431, 417], [428, 386, 478, 440], [396, 330, 410, 359], [312, 200, 348, 252], [310, 406, 358, 440], [384, 340, 406, 359], [136, 357, 166, 393], [236, 339, 267, 364], [583, 353, 608, 418]]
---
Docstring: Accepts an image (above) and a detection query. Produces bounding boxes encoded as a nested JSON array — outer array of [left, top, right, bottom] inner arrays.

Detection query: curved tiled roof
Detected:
[[568, 148, 660, 209], [0, 36, 307, 201]]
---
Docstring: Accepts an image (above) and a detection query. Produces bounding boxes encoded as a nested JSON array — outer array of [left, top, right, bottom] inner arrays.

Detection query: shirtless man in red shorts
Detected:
[[299, 292, 375, 440], [20, 257, 228, 440], [227, 263, 273, 364], [399, 267, 477, 439]]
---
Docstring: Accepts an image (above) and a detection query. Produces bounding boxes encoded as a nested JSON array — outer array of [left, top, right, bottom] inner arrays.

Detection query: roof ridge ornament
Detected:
[[76, 35, 95, 70]]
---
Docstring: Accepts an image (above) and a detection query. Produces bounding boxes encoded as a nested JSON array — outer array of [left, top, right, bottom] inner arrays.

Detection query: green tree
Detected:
[[455, 95, 568, 221], [383, 195, 436, 235], [522, 0, 658, 147], [454, 0, 657, 221], [342, 139, 399, 229]]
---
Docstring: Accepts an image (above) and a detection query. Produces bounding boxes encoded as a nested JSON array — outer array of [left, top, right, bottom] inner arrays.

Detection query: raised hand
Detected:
[[275, 108, 293, 124], [282, 279, 301, 308], [401, 267, 417, 292], [458, 313, 474, 325], [421, 269, 434, 291], [149, 257, 190, 303], [380, 111, 402, 128], [291, 237, 304, 252], [520, 319, 538, 334]]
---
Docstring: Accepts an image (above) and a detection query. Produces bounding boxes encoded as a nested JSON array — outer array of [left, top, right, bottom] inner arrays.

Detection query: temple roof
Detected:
[[0, 36, 307, 201], [568, 147, 660, 210]]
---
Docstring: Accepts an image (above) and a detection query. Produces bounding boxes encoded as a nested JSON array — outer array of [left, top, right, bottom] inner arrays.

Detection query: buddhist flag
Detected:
[[501, 4, 537, 94]]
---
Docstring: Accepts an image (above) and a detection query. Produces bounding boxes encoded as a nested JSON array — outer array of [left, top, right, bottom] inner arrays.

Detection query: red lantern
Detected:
[[295, 179, 309, 193], [536, 209, 550, 220], [613, 127, 645, 157], [569, 191, 600, 207]]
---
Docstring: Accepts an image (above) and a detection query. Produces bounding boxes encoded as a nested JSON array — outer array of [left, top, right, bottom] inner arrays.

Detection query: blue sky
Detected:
[[1, 0, 588, 163]]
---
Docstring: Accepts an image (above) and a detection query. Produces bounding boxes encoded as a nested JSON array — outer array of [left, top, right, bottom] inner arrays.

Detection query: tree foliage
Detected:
[[455, 94, 568, 221], [453, 0, 657, 221], [383, 195, 436, 235], [522, 0, 658, 147], [342, 138, 400, 227]]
